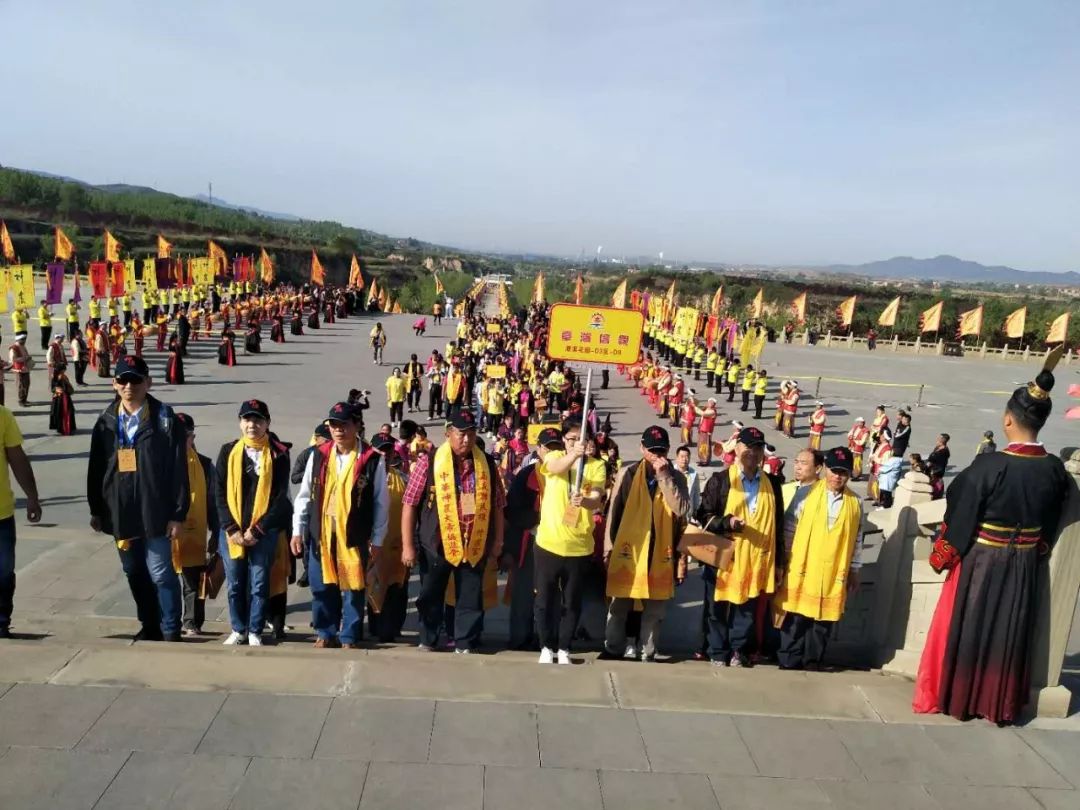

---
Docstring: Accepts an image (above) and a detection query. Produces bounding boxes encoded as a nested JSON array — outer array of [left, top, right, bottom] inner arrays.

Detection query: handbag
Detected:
[[677, 520, 735, 571], [200, 553, 226, 600]]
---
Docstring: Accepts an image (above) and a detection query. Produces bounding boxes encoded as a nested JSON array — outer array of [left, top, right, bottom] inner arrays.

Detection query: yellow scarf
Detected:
[[319, 446, 365, 590], [367, 465, 408, 612], [606, 462, 676, 600], [172, 449, 208, 572], [226, 435, 271, 560], [433, 442, 490, 566], [714, 464, 777, 605], [777, 481, 860, 621], [446, 369, 463, 401]]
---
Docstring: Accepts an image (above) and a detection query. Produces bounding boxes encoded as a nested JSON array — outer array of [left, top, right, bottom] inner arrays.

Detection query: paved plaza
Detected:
[[0, 298, 1078, 808]]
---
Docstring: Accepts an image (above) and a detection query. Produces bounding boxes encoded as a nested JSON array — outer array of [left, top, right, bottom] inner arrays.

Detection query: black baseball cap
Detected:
[[536, 427, 564, 449], [238, 399, 270, 420], [176, 412, 194, 432], [738, 426, 766, 447], [313, 422, 332, 441], [371, 433, 396, 451], [449, 410, 478, 431], [824, 446, 854, 475], [641, 425, 671, 452], [114, 355, 149, 381], [327, 401, 360, 423]]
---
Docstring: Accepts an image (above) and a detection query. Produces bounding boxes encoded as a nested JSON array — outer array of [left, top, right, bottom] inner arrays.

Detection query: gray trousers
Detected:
[[605, 597, 668, 658]]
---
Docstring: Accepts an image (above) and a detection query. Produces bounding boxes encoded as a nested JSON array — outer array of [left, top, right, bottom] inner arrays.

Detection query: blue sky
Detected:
[[1, 1, 1077, 270]]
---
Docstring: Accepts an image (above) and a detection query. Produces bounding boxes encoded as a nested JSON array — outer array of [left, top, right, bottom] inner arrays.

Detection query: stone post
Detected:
[[891, 335, 899, 352], [847, 332, 854, 348], [980, 342, 987, 358], [1027, 448, 1080, 717], [935, 339, 944, 356], [914, 337, 921, 355], [802, 329, 809, 346], [825, 331, 833, 348]]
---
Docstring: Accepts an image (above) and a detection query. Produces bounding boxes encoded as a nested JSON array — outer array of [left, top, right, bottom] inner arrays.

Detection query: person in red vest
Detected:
[[846, 417, 870, 479], [808, 401, 827, 450]]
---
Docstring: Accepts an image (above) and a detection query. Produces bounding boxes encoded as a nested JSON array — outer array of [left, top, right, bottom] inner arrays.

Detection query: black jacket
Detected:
[[698, 466, 786, 571], [87, 394, 190, 539], [214, 433, 292, 540]]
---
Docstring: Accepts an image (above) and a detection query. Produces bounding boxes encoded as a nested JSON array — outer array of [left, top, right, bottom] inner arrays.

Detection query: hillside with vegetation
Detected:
[[1, 166, 1076, 345]]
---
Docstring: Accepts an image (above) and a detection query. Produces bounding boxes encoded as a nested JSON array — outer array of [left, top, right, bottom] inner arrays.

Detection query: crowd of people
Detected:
[[0, 276, 1066, 725]]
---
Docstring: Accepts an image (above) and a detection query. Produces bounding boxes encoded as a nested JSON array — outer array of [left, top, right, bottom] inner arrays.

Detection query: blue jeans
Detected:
[[117, 535, 182, 636], [0, 516, 16, 630], [307, 544, 364, 643], [220, 530, 275, 635]]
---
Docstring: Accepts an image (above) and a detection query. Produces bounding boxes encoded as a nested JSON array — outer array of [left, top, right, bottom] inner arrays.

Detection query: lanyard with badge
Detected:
[[455, 461, 476, 517], [117, 409, 138, 473]]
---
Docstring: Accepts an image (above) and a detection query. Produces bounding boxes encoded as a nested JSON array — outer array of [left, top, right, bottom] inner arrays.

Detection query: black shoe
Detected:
[[0, 626, 10, 639], [133, 626, 164, 642], [163, 632, 182, 642], [297, 573, 309, 588]]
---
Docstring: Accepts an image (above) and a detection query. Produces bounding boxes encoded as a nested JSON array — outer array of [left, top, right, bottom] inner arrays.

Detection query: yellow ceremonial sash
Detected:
[[226, 436, 271, 560], [433, 442, 491, 567], [319, 448, 365, 591], [368, 465, 408, 612], [777, 482, 860, 621], [714, 465, 777, 605], [446, 369, 463, 401], [606, 462, 676, 601], [172, 449, 209, 572]]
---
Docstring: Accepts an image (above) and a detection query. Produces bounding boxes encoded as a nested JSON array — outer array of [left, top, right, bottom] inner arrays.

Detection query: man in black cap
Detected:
[[401, 409, 505, 653], [291, 402, 387, 648], [603, 425, 691, 661], [697, 425, 785, 667], [775, 447, 863, 670], [502, 427, 564, 651], [87, 355, 189, 642], [366, 431, 409, 642]]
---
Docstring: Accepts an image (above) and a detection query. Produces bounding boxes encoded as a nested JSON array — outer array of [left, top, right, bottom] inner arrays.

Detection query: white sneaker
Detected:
[[624, 644, 639, 660], [538, 647, 554, 664], [223, 631, 246, 646], [557, 650, 571, 665], [248, 634, 263, 647]]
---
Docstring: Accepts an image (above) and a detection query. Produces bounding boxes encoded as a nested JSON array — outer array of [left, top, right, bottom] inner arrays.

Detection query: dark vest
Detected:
[[417, 452, 499, 560], [309, 442, 380, 551]]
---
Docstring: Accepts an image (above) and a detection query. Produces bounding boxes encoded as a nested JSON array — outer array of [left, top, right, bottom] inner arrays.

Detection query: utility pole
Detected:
[[208, 181, 213, 205]]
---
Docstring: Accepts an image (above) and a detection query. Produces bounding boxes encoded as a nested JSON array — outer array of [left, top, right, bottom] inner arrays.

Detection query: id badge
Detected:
[[117, 448, 137, 473], [459, 492, 476, 517]]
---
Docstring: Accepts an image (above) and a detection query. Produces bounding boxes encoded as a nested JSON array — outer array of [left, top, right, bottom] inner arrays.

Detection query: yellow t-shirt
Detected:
[[536, 451, 607, 557], [11, 310, 27, 333], [0, 408, 24, 519], [386, 376, 406, 403]]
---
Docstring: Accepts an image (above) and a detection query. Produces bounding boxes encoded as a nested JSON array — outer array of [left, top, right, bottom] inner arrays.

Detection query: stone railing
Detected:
[[792, 330, 1073, 364], [843, 460, 1080, 718]]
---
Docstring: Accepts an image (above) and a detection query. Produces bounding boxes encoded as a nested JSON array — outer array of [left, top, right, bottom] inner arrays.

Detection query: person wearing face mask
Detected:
[[775, 447, 863, 671], [697, 426, 785, 668], [215, 399, 292, 646], [87, 355, 188, 642], [291, 402, 387, 648], [602, 425, 691, 662]]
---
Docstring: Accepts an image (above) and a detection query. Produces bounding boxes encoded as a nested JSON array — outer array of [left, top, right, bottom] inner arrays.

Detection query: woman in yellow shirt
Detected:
[[385, 367, 407, 427]]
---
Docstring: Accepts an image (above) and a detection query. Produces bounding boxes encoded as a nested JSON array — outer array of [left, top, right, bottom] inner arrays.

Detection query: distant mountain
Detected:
[[810, 255, 1080, 287], [190, 194, 300, 222]]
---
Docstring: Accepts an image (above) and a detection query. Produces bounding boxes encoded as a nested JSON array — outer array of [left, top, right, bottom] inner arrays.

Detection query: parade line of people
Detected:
[[0, 278, 1065, 726]]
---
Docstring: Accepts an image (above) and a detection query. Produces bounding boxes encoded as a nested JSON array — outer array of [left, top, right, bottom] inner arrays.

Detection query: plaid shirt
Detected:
[[403, 451, 507, 537]]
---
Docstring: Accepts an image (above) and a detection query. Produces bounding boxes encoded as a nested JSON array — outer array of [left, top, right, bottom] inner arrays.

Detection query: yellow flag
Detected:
[[383, 294, 393, 313], [836, 295, 857, 327], [790, 292, 807, 324], [0, 220, 14, 262], [878, 296, 900, 327], [259, 248, 275, 285], [919, 301, 944, 333], [10, 264, 35, 309], [0, 267, 8, 313], [957, 305, 983, 338], [104, 230, 121, 262], [142, 258, 157, 292], [532, 273, 545, 304], [611, 278, 627, 309], [367, 278, 379, 306], [710, 285, 724, 316], [349, 254, 362, 287], [123, 259, 137, 293], [310, 249, 326, 286], [55, 227, 75, 261], [157, 235, 173, 259], [434, 273, 444, 295], [392, 301, 402, 314], [665, 279, 676, 306], [379, 288, 388, 308], [1003, 306, 1026, 339], [208, 240, 227, 276], [1047, 312, 1070, 345], [749, 288, 763, 319]]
